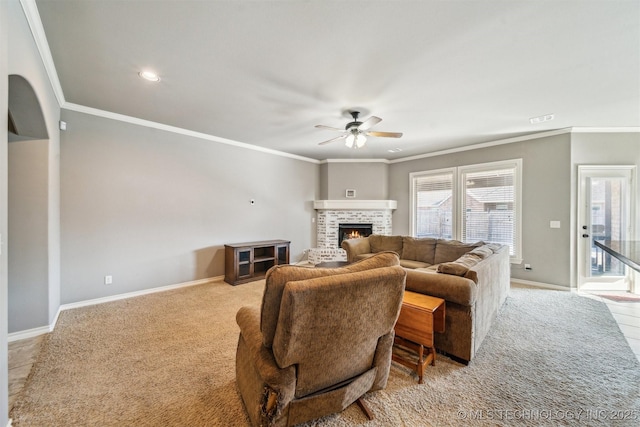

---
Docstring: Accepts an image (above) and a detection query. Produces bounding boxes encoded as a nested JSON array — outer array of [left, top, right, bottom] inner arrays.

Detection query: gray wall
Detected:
[[8, 139, 50, 332], [1, 0, 9, 422], [389, 133, 573, 287], [7, 0, 61, 334], [570, 132, 640, 284], [320, 161, 389, 199], [60, 109, 318, 304]]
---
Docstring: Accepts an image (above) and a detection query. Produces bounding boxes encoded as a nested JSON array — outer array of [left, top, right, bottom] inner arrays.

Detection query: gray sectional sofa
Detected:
[[341, 235, 511, 363]]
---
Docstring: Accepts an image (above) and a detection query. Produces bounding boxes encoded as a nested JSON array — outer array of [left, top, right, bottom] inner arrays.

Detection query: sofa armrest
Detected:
[[404, 269, 477, 306], [341, 237, 371, 263], [236, 306, 297, 425], [236, 306, 297, 387]]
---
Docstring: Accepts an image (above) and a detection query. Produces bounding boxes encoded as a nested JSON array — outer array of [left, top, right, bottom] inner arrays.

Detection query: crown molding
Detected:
[[390, 127, 640, 164], [389, 128, 572, 164], [63, 103, 320, 164], [320, 158, 391, 164], [20, 0, 65, 106], [570, 126, 640, 133]]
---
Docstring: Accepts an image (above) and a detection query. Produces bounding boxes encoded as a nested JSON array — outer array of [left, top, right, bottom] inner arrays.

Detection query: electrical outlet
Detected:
[[105, 275, 113, 285]]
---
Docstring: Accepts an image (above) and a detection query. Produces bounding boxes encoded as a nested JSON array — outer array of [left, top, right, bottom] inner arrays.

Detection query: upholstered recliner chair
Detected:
[[235, 252, 406, 426]]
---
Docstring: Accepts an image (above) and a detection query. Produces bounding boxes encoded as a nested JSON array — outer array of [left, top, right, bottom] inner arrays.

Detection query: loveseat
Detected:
[[341, 235, 510, 363]]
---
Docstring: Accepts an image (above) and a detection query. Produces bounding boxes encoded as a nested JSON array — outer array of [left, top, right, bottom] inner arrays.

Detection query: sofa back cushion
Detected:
[[260, 252, 400, 348], [369, 235, 403, 255], [434, 239, 483, 264], [401, 236, 437, 264]]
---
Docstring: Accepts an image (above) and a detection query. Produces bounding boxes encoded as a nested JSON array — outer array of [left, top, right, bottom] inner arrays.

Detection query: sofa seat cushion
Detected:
[[399, 259, 431, 269], [415, 265, 439, 273], [369, 235, 403, 255], [401, 237, 437, 264], [434, 239, 484, 264]]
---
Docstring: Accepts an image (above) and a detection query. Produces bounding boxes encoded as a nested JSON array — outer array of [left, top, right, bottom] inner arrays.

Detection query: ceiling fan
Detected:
[[315, 110, 403, 148]]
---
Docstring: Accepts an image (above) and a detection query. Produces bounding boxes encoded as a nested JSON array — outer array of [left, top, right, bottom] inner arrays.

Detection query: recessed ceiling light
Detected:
[[388, 148, 403, 153], [138, 70, 161, 82], [529, 114, 554, 124]]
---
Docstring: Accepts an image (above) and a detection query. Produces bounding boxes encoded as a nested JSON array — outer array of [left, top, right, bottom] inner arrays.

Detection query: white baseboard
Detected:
[[511, 278, 572, 291], [59, 275, 223, 311], [8, 275, 223, 342], [7, 418, 12, 427], [8, 325, 52, 343]]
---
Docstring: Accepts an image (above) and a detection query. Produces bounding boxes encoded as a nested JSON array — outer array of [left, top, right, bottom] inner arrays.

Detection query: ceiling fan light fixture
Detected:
[[316, 110, 401, 148], [345, 134, 355, 148], [345, 131, 366, 149]]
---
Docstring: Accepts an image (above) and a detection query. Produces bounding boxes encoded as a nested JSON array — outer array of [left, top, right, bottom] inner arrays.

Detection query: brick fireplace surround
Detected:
[[309, 200, 397, 264]]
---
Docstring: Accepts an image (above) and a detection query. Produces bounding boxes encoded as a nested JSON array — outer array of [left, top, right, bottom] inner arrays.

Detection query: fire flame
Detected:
[[346, 231, 361, 240]]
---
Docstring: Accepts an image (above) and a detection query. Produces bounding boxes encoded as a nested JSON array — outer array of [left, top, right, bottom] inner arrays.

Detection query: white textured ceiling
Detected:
[[34, 0, 640, 161]]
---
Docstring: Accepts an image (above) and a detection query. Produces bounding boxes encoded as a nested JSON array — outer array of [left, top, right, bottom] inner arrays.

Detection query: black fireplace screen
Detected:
[[338, 223, 373, 246]]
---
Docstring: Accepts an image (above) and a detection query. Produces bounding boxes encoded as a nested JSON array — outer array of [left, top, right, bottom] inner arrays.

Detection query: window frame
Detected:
[[410, 159, 523, 263]]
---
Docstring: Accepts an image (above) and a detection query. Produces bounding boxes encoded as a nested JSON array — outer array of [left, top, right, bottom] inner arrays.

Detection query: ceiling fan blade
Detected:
[[358, 116, 382, 131], [318, 135, 347, 145], [315, 124, 344, 132], [366, 131, 403, 138]]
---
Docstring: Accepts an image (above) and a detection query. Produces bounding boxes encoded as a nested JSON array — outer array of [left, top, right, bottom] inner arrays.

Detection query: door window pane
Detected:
[[591, 177, 626, 277]]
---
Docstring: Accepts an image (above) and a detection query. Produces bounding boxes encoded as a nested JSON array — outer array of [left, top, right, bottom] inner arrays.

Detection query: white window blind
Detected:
[[412, 170, 454, 239], [411, 159, 522, 262], [461, 167, 516, 254]]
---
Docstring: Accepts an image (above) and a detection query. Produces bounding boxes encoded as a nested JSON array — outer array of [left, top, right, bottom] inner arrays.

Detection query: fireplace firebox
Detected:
[[338, 223, 373, 247]]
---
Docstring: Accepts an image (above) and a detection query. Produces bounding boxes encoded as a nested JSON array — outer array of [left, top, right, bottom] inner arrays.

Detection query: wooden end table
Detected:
[[392, 291, 445, 384]]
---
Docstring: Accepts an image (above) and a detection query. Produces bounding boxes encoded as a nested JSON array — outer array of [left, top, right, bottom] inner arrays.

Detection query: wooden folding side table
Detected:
[[392, 291, 445, 384]]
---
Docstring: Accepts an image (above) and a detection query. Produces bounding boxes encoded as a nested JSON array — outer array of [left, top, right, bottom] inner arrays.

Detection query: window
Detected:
[[411, 159, 522, 263], [411, 168, 456, 239]]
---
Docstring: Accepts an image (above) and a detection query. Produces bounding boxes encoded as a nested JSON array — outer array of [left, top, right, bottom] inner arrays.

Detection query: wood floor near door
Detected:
[[8, 335, 45, 411]]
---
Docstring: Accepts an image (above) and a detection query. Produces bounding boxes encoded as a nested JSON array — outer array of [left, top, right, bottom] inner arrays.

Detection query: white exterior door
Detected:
[[577, 165, 636, 291]]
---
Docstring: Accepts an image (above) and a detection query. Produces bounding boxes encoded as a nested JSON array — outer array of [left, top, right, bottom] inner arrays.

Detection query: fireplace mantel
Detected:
[[313, 200, 397, 210]]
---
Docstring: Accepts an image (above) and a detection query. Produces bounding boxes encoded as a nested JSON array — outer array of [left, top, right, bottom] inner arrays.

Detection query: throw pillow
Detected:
[[437, 252, 482, 283], [401, 236, 437, 264]]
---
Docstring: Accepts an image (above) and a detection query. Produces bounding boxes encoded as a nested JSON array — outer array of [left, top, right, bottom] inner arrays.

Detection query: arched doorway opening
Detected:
[[8, 74, 51, 335]]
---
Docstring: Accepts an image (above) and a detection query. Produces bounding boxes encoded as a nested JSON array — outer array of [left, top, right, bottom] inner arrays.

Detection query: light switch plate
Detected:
[[550, 221, 561, 229]]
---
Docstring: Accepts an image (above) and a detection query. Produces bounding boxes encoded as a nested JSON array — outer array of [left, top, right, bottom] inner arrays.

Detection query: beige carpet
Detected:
[[10, 281, 640, 426]]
